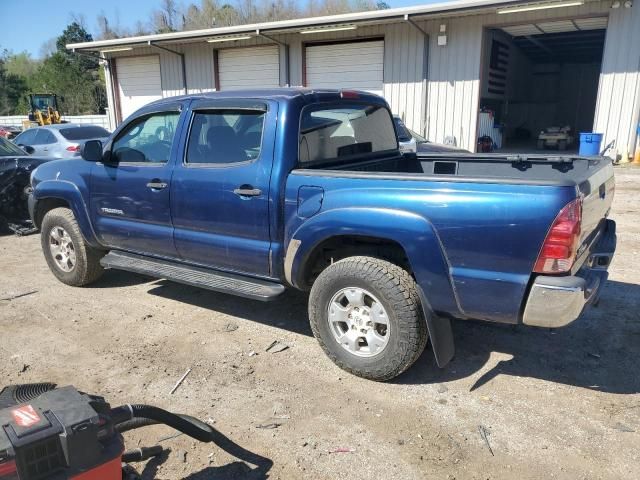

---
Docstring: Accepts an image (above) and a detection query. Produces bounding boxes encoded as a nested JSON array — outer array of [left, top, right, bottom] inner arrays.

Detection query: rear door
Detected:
[[90, 105, 185, 257], [171, 99, 276, 276], [32, 129, 58, 157]]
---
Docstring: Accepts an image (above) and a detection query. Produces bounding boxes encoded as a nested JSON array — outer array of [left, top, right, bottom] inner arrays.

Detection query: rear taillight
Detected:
[[534, 198, 582, 274], [0, 459, 17, 478], [66, 145, 80, 152]]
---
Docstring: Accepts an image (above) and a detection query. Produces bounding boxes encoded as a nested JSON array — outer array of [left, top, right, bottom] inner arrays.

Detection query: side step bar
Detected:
[[100, 251, 286, 301]]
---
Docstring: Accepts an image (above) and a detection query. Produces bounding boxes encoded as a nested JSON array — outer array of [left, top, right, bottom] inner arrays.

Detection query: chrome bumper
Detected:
[[522, 219, 616, 328]]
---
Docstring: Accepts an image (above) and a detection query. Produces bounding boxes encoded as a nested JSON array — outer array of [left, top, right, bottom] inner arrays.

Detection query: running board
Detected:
[[100, 251, 285, 301]]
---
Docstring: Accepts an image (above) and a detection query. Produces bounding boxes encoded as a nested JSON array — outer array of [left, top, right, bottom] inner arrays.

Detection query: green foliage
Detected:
[[0, 21, 105, 116]]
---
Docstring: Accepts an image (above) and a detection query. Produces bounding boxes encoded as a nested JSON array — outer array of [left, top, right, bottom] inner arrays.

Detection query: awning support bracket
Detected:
[[148, 41, 188, 95], [404, 14, 428, 37], [256, 29, 290, 87]]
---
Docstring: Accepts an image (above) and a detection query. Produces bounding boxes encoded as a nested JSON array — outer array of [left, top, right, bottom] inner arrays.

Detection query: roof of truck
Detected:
[[145, 88, 388, 107]]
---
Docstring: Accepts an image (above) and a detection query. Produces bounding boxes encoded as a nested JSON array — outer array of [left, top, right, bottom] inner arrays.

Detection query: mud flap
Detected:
[[417, 286, 455, 367]]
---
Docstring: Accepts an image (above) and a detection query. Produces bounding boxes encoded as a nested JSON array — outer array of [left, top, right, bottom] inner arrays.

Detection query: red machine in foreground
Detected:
[[0, 384, 215, 480]]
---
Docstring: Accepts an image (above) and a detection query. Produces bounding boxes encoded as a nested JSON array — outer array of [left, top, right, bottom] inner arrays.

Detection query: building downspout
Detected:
[[632, 58, 640, 163], [256, 29, 290, 87], [148, 41, 188, 95], [404, 14, 429, 138]]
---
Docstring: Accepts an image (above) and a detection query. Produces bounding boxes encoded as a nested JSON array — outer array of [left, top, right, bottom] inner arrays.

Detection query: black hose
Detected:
[[122, 445, 165, 463], [112, 404, 272, 477], [111, 404, 214, 443], [116, 417, 159, 433]]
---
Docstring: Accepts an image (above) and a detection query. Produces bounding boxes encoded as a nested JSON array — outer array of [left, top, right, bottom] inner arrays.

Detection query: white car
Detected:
[[14, 124, 110, 158]]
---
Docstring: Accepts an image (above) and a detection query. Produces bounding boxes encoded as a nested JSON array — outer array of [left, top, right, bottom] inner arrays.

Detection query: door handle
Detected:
[[147, 180, 168, 190], [233, 186, 262, 197]]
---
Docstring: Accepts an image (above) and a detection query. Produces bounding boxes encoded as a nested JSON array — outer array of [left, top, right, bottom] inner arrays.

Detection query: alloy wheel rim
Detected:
[[49, 226, 76, 272], [327, 287, 390, 357]]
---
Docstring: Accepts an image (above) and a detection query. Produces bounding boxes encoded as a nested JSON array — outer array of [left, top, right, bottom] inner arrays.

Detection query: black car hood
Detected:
[[0, 155, 53, 191]]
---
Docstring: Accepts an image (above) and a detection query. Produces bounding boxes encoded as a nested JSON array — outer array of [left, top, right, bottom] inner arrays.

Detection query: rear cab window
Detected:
[[299, 102, 398, 168], [60, 126, 110, 140]]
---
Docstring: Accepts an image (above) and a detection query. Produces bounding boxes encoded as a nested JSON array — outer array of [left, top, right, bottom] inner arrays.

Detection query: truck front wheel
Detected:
[[40, 207, 105, 286], [308, 256, 428, 381]]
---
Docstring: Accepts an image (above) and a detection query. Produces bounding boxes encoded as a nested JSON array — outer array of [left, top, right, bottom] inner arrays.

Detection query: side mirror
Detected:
[[19, 145, 35, 155], [81, 140, 103, 162]]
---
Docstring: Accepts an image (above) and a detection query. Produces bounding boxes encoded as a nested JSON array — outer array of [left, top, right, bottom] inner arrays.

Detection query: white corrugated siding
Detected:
[[116, 56, 162, 120], [305, 40, 384, 95], [283, 23, 427, 135], [594, 6, 640, 160], [218, 46, 280, 90], [185, 44, 216, 94], [103, 0, 638, 158]]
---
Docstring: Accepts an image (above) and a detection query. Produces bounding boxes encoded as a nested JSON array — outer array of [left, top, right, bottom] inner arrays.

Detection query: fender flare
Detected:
[[32, 180, 101, 248], [286, 207, 458, 367]]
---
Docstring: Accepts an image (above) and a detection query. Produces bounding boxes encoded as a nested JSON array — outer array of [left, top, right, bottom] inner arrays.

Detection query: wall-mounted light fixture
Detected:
[[300, 24, 357, 34], [207, 35, 252, 43], [611, 0, 621, 7], [497, 1, 584, 14], [101, 47, 134, 53], [438, 24, 447, 46]]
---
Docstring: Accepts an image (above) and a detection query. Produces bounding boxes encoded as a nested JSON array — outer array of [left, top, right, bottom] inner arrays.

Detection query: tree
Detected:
[[0, 50, 32, 115]]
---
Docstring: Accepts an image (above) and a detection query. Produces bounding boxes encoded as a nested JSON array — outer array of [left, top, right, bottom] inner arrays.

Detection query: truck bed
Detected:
[[309, 152, 615, 262], [287, 152, 615, 323]]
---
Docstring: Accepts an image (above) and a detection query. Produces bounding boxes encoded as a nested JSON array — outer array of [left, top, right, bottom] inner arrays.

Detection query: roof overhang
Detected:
[[67, 0, 599, 52]]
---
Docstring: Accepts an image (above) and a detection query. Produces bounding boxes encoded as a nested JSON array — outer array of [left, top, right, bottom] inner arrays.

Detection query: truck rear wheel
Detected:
[[308, 256, 428, 381], [41, 207, 105, 286]]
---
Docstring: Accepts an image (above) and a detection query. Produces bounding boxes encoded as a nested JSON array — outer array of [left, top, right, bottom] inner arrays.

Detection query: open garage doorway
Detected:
[[478, 17, 607, 153]]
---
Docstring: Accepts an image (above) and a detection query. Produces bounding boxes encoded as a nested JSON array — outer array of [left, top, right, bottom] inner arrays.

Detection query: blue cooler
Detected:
[[579, 133, 603, 156]]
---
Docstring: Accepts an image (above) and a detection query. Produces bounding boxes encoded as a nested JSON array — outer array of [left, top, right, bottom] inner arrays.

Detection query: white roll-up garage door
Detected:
[[218, 46, 280, 90], [116, 56, 163, 120], [305, 40, 384, 96]]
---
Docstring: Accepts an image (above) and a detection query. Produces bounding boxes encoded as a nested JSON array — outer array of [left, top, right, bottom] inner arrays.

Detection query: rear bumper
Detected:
[[522, 219, 616, 328]]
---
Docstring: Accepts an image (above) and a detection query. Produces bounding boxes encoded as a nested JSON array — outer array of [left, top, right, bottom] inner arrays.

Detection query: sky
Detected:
[[0, 0, 434, 57]]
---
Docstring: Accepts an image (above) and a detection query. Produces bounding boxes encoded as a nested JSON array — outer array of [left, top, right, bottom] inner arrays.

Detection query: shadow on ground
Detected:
[[398, 280, 640, 394], [135, 422, 273, 480], [99, 271, 640, 394], [147, 281, 312, 337]]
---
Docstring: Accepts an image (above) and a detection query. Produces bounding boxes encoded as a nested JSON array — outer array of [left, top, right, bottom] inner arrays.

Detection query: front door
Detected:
[[90, 108, 183, 258], [171, 99, 276, 277]]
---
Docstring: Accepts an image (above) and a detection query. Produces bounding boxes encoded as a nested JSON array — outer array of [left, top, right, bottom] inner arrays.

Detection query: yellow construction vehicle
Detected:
[[21, 94, 63, 129]]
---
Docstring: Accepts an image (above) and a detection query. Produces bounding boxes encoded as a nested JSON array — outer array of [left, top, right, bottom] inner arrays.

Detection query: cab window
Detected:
[[185, 109, 265, 165], [112, 112, 180, 164]]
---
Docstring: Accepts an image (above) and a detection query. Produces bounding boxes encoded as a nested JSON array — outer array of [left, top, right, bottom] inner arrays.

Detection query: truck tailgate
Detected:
[[574, 159, 615, 271]]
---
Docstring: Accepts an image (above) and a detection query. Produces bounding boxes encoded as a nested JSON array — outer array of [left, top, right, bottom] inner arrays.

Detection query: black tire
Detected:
[[308, 256, 428, 381], [40, 207, 105, 286]]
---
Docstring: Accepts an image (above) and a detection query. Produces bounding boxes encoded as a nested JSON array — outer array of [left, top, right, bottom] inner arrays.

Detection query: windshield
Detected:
[[60, 126, 110, 141], [31, 95, 56, 111], [299, 102, 397, 166], [0, 137, 28, 156]]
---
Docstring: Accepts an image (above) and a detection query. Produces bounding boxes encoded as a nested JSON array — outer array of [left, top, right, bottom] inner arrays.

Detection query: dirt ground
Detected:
[[1, 167, 639, 480]]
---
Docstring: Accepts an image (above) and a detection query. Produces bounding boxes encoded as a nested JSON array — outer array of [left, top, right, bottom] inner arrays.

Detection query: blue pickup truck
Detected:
[[28, 89, 616, 381]]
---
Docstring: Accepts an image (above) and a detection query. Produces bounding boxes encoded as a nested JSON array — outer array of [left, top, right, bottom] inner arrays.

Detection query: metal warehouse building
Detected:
[[69, 0, 640, 160]]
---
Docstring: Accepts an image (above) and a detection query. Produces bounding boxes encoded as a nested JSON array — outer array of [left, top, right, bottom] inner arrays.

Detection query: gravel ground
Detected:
[[1, 166, 639, 480]]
